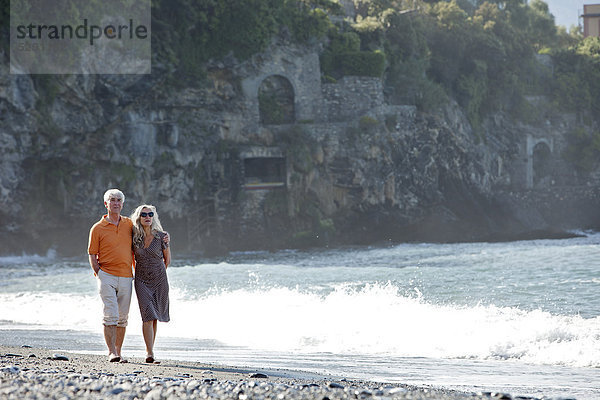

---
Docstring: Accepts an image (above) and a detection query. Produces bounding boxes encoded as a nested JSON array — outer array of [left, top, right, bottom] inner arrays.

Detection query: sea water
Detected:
[[1, 234, 599, 399]]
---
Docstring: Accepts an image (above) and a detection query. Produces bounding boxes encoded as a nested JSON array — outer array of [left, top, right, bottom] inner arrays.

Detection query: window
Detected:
[[243, 157, 286, 190]]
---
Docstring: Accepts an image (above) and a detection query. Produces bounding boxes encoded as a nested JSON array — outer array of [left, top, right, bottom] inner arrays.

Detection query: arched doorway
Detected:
[[526, 135, 553, 188], [532, 142, 552, 186], [258, 75, 295, 125]]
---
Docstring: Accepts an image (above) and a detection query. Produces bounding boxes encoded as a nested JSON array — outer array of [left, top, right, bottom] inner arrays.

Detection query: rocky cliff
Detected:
[[1, 43, 598, 256]]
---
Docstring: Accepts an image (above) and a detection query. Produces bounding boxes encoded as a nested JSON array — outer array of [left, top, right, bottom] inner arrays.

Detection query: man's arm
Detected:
[[89, 254, 101, 275], [87, 225, 101, 275]]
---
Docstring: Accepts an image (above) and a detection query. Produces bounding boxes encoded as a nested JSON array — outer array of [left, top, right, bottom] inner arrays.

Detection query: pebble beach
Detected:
[[0, 345, 541, 400]]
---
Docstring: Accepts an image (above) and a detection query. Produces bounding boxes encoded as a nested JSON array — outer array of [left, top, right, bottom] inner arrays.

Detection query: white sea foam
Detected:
[[0, 249, 57, 266], [162, 283, 600, 368], [0, 292, 101, 332], [2, 282, 597, 368]]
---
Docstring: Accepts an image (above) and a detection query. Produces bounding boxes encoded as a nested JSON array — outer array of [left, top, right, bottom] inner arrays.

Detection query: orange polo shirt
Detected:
[[87, 215, 134, 278]]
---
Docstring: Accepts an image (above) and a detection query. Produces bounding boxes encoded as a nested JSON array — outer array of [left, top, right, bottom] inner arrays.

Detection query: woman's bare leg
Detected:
[[142, 320, 156, 359], [153, 320, 158, 346]]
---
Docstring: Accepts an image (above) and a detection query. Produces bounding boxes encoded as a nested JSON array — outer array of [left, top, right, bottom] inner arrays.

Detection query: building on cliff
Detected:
[[188, 45, 417, 251], [582, 4, 600, 37]]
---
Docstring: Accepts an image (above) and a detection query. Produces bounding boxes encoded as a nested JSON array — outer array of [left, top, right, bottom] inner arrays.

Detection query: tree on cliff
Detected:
[[2, 0, 597, 131], [151, 0, 336, 83]]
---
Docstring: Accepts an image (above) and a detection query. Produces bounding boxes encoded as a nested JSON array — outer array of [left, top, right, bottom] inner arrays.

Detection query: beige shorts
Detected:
[[97, 269, 133, 327]]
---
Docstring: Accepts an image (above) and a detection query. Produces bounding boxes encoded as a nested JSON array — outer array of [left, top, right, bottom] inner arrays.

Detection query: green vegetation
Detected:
[[550, 37, 600, 116], [563, 128, 600, 173], [322, 49, 386, 78], [258, 92, 286, 125], [2, 0, 592, 123], [148, 0, 597, 169], [329, 0, 599, 169], [2, 0, 599, 170], [151, 0, 335, 84], [315, 0, 581, 124], [320, 28, 386, 78]]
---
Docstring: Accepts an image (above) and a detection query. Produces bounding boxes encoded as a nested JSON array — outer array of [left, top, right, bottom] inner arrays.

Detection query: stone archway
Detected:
[[258, 75, 295, 125], [532, 142, 552, 186], [526, 135, 553, 188]]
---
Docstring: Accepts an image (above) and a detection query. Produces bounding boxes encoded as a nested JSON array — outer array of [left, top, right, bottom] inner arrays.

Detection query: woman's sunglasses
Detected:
[[140, 212, 154, 218]]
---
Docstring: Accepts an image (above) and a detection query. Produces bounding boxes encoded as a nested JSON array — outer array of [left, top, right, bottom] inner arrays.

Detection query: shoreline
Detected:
[[1, 345, 520, 400], [0, 227, 590, 259]]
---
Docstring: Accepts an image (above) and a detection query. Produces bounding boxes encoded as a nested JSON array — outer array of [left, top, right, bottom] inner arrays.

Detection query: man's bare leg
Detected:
[[104, 325, 119, 361], [115, 327, 126, 358]]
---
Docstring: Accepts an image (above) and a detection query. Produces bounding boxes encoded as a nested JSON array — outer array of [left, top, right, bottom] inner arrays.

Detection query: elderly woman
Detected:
[[130, 204, 171, 364]]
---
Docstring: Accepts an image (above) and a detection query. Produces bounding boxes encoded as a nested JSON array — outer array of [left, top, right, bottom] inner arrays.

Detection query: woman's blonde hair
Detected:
[[130, 204, 165, 249]]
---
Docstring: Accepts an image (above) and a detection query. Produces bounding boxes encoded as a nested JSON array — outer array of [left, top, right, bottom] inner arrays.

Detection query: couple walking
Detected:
[[87, 189, 170, 363]]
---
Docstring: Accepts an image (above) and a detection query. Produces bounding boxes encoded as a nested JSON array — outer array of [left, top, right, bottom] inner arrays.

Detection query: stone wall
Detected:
[[321, 76, 384, 122], [237, 43, 389, 126], [238, 45, 322, 127]]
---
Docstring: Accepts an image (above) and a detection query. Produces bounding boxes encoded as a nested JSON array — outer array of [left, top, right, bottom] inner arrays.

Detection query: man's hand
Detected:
[[163, 232, 170, 244], [88, 254, 101, 275]]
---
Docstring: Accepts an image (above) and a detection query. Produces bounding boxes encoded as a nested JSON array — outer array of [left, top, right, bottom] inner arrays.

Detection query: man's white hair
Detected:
[[103, 188, 125, 203]]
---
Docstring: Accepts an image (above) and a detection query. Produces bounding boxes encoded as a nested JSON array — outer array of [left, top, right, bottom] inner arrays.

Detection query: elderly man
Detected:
[[87, 188, 135, 362]]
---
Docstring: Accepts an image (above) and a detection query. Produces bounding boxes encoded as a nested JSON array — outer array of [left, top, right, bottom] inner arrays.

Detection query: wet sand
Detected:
[[0, 345, 531, 399]]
